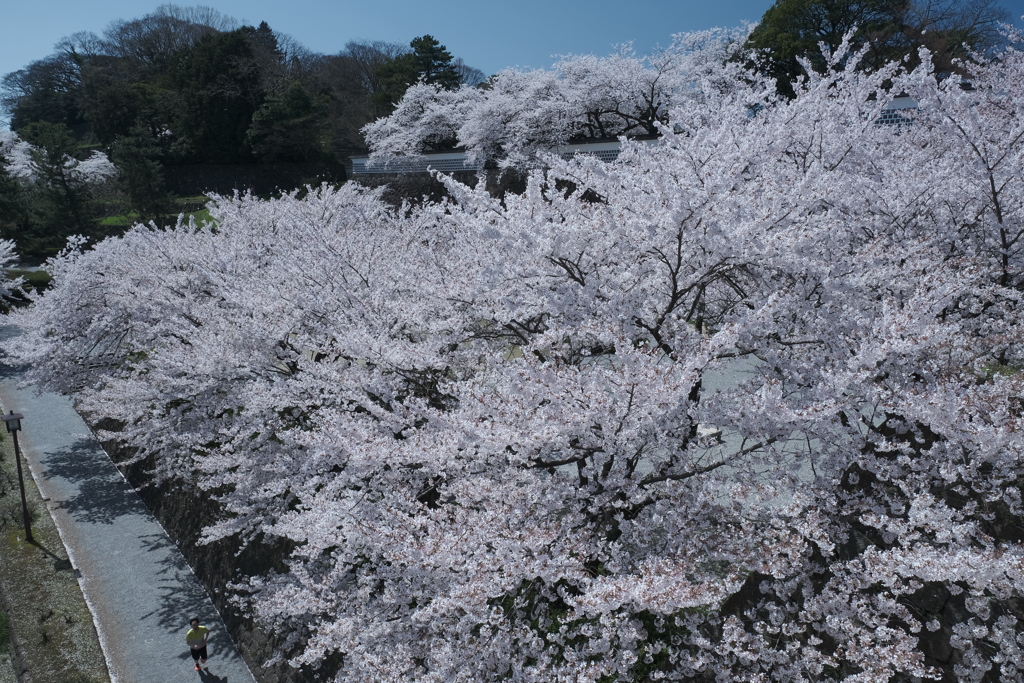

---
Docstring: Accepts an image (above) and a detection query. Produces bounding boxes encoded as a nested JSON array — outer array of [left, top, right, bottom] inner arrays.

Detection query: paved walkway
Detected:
[[0, 327, 257, 683]]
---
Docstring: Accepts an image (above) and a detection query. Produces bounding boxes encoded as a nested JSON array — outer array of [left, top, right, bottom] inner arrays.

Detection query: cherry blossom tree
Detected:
[[363, 27, 752, 168], [0, 129, 117, 185], [0, 125, 119, 259], [5, 26, 1024, 683], [0, 238, 21, 300], [0, 130, 36, 179], [360, 82, 483, 166]]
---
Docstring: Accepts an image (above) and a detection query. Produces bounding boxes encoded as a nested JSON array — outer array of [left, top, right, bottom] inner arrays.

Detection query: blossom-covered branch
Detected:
[[6, 25, 1024, 683]]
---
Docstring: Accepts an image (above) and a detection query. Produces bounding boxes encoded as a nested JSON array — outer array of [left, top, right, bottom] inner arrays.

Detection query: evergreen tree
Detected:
[[745, 0, 1010, 97], [13, 122, 117, 260], [374, 35, 462, 107], [248, 81, 331, 162], [746, 0, 909, 97], [171, 29, 264, 163], [408, 35, 462, 90], [19, 122, 92, 236], [0, 149, 24, 226], [111, 122, 170, 224], [0, 149, 28, 264]]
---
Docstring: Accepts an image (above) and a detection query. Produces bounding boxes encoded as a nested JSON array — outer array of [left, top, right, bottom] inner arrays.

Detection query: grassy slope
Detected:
[[0, 431, 110, 683], [96, 195, 213, 230]]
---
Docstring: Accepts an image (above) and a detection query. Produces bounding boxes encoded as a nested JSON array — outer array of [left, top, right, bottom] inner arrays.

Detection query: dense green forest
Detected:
[[0, 4, 482, 261]]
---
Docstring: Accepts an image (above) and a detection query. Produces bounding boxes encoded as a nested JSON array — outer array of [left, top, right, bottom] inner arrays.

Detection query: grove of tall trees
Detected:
[[5, 18, 1024, 681], [0, 4, 480, 260], [363, 0, 1012, 168], [2, 6, 478, 162]]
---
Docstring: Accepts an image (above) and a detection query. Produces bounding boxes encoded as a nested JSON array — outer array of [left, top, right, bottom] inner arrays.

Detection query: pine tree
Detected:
[[374, 35, 463, 107]]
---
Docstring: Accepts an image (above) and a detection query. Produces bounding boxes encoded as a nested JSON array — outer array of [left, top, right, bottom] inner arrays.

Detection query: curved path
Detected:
[[0, 327, 257, 683]]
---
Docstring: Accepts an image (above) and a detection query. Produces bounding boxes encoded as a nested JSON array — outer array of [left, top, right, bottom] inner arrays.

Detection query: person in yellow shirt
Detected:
[[185, 617, 210, 671]]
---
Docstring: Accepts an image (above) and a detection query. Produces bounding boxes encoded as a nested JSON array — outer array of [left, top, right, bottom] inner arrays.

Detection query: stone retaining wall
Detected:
[[95, 430, 331, 683]]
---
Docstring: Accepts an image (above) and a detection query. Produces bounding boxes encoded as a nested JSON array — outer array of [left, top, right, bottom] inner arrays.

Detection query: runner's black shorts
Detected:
[[190, 646, 208, 661]]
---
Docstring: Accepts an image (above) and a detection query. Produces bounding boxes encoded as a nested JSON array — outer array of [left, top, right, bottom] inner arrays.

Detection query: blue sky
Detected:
[[3, 0, 1022, 91], [0, 0, 789, 83]]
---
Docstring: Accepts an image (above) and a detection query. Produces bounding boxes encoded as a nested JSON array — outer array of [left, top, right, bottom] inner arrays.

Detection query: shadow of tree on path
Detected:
[[1, 324, 257, 682], [136, 532, 212, 630], [46, 438, 142, 525], [140, 531, 250, 678]]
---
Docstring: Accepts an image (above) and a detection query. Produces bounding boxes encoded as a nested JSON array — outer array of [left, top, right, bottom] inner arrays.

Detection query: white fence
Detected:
[[351, 140, 630, 175], [351, 151, 484, 175], [353, 97, 919, 175]]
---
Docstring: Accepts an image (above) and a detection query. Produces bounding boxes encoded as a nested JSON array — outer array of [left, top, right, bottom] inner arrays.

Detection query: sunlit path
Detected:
[[0, 325, 256, 683]]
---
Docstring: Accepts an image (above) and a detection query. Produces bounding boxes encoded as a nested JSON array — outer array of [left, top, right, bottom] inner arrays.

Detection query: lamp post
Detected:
[[2, 410, 33, 543]]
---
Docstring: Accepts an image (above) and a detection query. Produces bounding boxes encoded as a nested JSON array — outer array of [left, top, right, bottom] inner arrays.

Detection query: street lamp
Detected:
[[2, 410, 33, 543]]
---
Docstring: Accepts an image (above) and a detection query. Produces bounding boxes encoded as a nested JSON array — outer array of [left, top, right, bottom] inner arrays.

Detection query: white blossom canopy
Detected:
[[0, 130, 117, 184], [363, 27, 754, 169], [6, 27, 1024, 683], [0, 238, 21, 300]]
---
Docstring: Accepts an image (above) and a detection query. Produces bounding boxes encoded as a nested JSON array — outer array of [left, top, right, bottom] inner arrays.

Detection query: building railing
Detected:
[[351, 151, 484, 175], [875, 95, 917, 126], [351, 140, 631, 175], [353, 98, 918, 175]]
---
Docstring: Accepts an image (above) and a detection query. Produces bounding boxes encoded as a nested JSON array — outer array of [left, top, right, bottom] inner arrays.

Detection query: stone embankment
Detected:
[[0, 328, 261, 682]]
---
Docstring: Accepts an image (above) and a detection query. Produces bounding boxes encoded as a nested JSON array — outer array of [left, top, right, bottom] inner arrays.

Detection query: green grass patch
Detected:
[[97, 214, 139, 227], [0, 432, 110, 683], [6, 270, 50, 286], [0, 609, 11, 683], [980, 362, 1021, 380], [174, 195, 210, 206], [94, 195, 213, 230], [93, 195, 211, 230], [5, 270, 52, 296], [174, 196, 214, 226], [186, 207, 215, 225]]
